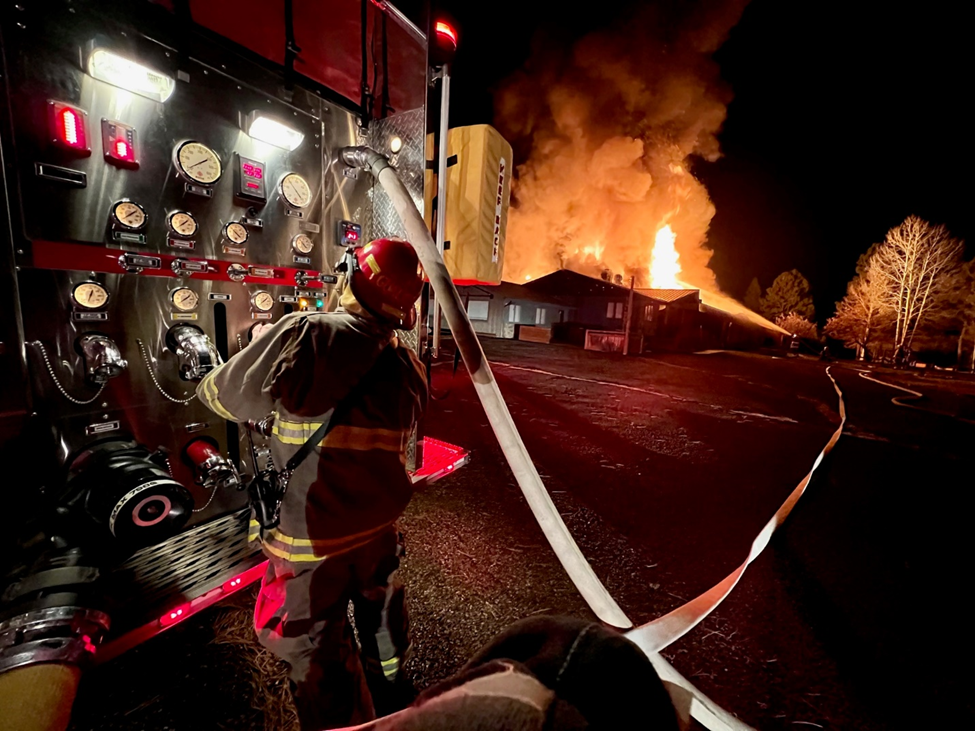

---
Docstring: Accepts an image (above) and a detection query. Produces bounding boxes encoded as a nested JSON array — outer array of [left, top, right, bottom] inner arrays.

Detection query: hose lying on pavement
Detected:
[[339, 146, 632, 630]]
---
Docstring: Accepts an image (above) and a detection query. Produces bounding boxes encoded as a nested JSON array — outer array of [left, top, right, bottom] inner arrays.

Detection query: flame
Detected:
[[649, 225, 682, 288]]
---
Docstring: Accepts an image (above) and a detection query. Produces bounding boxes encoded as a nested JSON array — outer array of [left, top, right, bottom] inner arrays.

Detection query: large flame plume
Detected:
[[650, 225, 682, 288], [496, 1, 750, 289]]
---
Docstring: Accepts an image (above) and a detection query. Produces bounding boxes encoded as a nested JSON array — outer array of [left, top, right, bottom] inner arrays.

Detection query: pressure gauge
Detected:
[[292, 233, 314, 255], [168, 211, 198, 238], [170, 287, 199, 312], [223, 222, 249, 245], [72, 282, 109, 309], [111, 200, 147, 230], [251, 291, 274, 312], [175, 140, 222, 185], [280, 173, 311, 208]]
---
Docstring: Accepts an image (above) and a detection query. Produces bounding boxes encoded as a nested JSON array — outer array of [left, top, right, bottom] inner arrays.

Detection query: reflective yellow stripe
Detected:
[[365, 253, 381, 274], [268, 523, 387, 548], [259, 522, 393, 562], [261, 540, 327, 563], [272, 420, 324, 445], [248, 519, 260, 543], [382, 657, 400, 678], [202, 374, 237, 421]]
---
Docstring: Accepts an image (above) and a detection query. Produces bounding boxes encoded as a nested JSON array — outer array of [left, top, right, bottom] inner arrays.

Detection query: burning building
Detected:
[[458, 270, 787, 353], [487, 0, 767, 349]]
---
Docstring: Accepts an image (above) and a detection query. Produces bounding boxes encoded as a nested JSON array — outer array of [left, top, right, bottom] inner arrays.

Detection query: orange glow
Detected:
[[649, 225, 682, 288]]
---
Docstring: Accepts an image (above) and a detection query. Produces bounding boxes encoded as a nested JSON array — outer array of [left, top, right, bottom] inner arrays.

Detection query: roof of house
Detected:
[[634, 288, 701, 304], [458, 281, 576, 308], [521, 269, 656, 302]]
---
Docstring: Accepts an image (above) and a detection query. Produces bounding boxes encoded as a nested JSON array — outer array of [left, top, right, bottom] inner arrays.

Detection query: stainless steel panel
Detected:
[[2, 2, 426, 528]]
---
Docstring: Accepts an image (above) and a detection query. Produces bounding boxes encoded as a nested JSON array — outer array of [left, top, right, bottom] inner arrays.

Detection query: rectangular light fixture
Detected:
[[244, 111, 304, 151], [87, 48, 175, 103]]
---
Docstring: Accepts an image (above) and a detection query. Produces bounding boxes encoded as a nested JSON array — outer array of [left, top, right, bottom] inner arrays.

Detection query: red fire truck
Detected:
[[0, 0, 468, 717]]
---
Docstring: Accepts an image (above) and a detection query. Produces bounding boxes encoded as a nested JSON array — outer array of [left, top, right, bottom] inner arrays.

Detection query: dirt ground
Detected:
[[69, 342, 975, 730]]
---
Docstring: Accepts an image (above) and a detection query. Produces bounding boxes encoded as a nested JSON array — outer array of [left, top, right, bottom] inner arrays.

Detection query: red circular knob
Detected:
[[185, 439, 219, 468]]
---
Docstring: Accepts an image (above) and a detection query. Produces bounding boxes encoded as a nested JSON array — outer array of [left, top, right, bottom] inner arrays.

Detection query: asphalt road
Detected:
[[68, 340, 975, 730], [400, 341, 974, 731]]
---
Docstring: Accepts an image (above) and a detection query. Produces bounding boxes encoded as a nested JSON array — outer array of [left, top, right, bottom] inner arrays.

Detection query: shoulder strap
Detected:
[[283, 339, 391, 473]]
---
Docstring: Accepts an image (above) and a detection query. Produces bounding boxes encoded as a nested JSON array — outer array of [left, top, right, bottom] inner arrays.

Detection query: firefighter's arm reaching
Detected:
[[196, 313, 308, 424]]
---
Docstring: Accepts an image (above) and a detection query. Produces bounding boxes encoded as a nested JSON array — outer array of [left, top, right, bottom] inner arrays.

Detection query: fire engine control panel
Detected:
[[1, 7, 370, 552]]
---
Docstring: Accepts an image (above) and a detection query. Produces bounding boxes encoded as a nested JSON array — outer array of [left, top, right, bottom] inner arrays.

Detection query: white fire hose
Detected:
[[339, 147, 632, 630]]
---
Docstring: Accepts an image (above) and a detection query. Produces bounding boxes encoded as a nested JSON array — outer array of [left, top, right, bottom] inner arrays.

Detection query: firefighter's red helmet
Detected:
[[349, 238, 423, 328]]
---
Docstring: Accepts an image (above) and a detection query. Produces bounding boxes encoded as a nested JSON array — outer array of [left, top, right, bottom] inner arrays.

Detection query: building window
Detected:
[[607, 301, 616, 318], [644, 305, 654, 321], [607, 301, 623, 318], [507, 304, 522, 323], [616, 302, 624, 318], [535, 308, 547, 325], [467, 300, 489, 321]]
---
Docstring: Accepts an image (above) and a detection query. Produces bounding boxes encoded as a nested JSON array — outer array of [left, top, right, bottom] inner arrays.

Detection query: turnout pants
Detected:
[[254, 525, 409, 729]]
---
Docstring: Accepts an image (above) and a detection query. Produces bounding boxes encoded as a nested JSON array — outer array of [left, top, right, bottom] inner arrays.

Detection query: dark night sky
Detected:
[[436, 0, 972, 320]]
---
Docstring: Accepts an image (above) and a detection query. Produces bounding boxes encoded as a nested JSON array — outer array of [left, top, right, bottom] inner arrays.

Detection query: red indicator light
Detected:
[[159, 604, 189, 627], [49, 101, 90, 154], [348, 231, 359, 241], [102, 119, 138, 167], [435, 21, 458, 48], [61, 109, 80, 145], [246, 181, 260, 189], [222, 576, 244, 592]]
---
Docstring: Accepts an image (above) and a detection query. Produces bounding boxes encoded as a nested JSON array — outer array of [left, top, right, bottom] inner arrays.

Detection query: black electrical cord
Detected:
[[284, 0, 301, 92], [360, 0, 374, 123]]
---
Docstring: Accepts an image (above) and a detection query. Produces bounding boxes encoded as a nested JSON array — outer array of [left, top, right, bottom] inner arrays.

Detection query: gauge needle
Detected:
[[188, 157, 210, 169]]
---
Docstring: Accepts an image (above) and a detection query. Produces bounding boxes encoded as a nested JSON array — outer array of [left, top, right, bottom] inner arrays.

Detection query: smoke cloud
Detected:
[[495, 0, 750, 288]]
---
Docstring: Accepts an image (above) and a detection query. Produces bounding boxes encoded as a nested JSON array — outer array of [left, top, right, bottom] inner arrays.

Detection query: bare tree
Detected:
[[872, 216, 963, 361], [825, 246, 889, 359]]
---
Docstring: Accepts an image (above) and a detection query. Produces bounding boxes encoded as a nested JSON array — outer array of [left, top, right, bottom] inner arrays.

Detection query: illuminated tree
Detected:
[[760, 269, 815, 322], [825, 245, 889, 359], [872, 216, 963, 361], [743, 277, 762, 312], [775, 312, 819, 340]]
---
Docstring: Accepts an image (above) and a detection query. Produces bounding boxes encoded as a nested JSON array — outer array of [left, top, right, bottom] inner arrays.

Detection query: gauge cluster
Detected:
[[3, 18, 376, 528]]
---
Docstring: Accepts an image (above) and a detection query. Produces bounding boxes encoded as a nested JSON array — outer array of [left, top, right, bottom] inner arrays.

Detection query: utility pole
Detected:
[[623, 276, 635, 355]]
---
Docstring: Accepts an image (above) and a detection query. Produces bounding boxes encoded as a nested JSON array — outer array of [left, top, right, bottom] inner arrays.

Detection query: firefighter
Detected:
[[196, 237, 428, 729]]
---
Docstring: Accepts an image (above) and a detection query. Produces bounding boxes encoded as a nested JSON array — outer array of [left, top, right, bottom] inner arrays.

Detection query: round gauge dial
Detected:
[[292, 233, 314, 254], [224, 222, 248, 245], [227, 263, 247, 282], [175, 141, 222, 185], [112, 200, 147, 230], [72, 282, 109, 309], [168, 211, 198, 238], [170, 287, 199, 312], [251, 291, 274, 312], [280, 173, 311, 208]]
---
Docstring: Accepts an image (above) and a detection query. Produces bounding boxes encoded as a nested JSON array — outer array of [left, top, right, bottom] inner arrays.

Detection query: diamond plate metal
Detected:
[[359, 108, 428, 471], [104, 510, 262, 634]]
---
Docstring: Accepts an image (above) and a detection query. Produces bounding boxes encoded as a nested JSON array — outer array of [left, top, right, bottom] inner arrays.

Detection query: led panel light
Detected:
[[48, 101, 91, 154], [87, 48, 175, 103], [244, 112, 304, 151]]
